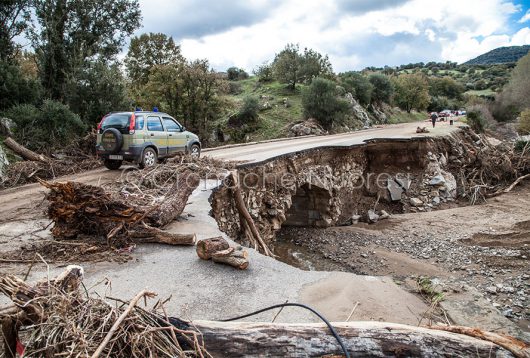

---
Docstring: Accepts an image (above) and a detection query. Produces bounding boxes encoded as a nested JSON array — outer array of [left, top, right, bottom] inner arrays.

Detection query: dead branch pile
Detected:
[[454, 133, 530, 204], [1, 135, 101, 189], [0, 266, 208, 358], [41, 168, 199, 247]]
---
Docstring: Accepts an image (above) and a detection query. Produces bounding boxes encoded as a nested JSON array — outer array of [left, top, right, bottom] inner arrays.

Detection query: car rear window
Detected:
[[135, 115, 145, 130], [102, 113, 131, 129]]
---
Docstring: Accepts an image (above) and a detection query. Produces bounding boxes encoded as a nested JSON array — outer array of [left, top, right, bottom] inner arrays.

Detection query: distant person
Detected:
[[431, 112, 438, 128]]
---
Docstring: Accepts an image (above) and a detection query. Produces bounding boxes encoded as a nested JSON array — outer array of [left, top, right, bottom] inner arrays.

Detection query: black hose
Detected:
[[219, 303, 351, 358]]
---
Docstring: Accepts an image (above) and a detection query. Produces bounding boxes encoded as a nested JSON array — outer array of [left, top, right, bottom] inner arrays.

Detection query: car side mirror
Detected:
[[181, 126, 186, 132]]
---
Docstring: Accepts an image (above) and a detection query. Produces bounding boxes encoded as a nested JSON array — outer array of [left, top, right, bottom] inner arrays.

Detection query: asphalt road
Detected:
[[205, 120, 461, 163]]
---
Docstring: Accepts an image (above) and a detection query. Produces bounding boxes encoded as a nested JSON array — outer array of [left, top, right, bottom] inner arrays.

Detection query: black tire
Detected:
[[190, 144, 201, 158], [104, 159, 122, 170], [101, 128, 123, 153], [139, 147, 157, 169]]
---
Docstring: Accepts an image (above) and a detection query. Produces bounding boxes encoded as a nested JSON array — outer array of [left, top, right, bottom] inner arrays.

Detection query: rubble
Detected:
[[289, 118, 324, 137]]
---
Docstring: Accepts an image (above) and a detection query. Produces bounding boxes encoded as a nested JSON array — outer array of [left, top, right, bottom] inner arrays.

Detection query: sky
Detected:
[[137, 0, 530, 72]]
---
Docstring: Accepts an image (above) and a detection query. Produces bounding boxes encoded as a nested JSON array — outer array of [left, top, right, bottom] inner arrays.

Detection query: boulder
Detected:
[[289, 119, 324, 137], [351, 214, 361, 224], [379, 210, 390, 220], [367, 210, 379, 223], [410, 198, 424, 207], [387, 178, 404, 201], [345, 93, 371, 127], [0, 117, 14, 136], [429, 175, 446, 186], [0, 145, 9, 181]]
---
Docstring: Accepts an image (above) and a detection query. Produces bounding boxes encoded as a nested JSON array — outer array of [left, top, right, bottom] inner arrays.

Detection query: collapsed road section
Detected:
[[210, 126, 528, 252]]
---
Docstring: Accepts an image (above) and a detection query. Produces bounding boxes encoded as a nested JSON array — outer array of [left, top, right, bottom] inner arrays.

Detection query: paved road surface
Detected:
[[206, 120, 460, 163]]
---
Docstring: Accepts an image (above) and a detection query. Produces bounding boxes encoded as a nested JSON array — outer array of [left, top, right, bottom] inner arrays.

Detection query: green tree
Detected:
[[497, 53, 530, 115], [272, 44, 333, 90], [5, 100, 85, 152], [517, 109, 530, 135], [125, 32, 183, 85], [30, 0, 141, 101], [226, 67, 249, 81], [65, 61, 130, 125], [339, 72, 373, 105], [302, 77, 350, 129], [429, 77, 464, 99], [393, 73, 430, 113], [237, 96, 259, 122], [253, 62, 273, 82], [272, 43, 303, 90], [0, 0, 31, 61], [144, 60, 227, 142], [0, 60, 41, 111], [368, 73, 393, 104]]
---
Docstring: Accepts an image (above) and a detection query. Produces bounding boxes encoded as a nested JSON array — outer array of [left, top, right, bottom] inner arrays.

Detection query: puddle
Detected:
[[273, 230, 345, 272]]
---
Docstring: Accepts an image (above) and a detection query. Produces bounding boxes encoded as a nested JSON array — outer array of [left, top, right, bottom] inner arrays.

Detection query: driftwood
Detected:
[[192, 320, 527, 358], [229, 172, 274, 257], [196, 236, 230, 260], [211, 246, 249, 270], [3, 137, 49, 162], [40, 170, 199, 246], [129, 225, 196, 245]]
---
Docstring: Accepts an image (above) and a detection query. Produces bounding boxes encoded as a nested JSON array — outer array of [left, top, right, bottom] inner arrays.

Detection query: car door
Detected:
[[146, 116, 168, 156], [162, 117, 186, 155]]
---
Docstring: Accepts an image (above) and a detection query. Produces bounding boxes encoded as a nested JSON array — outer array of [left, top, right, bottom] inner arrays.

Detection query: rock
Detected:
[[0, 145, 9, 181], [485, 286, 497, 294], [289, 119, 324, 137], [395, 176, 411, 190], [0, 117, 14, 136], [351, 214, 361, 224], [379, 210, 390, 220], [429, 175, 446, 186], [367, 209, 379, 223], [345, 93, 371, 127], [432, 197, 441, 205], [387, 178, 404, 201], [410, 198, 424, 207]]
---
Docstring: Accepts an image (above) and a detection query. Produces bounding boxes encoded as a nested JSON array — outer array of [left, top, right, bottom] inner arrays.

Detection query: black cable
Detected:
[[219, 303, 351, 358]]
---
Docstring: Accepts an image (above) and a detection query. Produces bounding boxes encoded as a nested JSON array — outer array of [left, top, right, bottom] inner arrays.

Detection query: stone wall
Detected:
[[210, 127, 485, 252]]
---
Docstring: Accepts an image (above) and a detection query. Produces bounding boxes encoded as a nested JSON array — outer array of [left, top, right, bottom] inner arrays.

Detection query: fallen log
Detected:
[[211, 246, 249, 270], [192, 320, 525, 358], [129, 225, 196, 245], [3, 137, 49, 162], [145, 170, 200, 227], [229, 172, 274, 257], [196, 236, 230, 260]]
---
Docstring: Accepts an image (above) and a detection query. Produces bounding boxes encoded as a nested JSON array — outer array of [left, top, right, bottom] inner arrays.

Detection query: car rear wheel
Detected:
[[139, 147, 157, 168], [190, 144, 201, 158], [104, 159, 122, 170]]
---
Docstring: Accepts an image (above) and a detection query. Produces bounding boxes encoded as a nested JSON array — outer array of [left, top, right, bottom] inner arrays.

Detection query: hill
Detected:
[[464, 45, 530, 65]]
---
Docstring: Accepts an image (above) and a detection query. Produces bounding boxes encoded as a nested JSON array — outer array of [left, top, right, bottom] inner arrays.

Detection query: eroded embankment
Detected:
[[210, 127, 505, 250]]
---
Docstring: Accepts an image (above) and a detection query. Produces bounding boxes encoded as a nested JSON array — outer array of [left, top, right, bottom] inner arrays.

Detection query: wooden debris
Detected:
[[3, 137, 49, 162], [40, 168, 199, 247], [416, 126, 430, 133], [196, 236, 230, 260], [192, 320, 526, 357], [211, 246, 249, 270]]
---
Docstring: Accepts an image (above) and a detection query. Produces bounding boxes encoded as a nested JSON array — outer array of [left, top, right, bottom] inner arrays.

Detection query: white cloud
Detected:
[[519, 9, 530, 23], [139, 0, 530, 71]]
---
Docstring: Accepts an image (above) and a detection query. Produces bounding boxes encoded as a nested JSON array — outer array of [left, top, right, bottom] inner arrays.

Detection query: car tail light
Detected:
[[129, 113, 136, 134], [97, 115, 107, 132]]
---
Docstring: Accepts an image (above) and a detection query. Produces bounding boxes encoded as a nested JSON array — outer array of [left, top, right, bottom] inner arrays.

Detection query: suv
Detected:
[[96, 111, 201, 170]]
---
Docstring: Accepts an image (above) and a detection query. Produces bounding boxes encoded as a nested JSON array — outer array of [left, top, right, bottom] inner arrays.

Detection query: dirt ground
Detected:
[[275, 183, 530, 332]]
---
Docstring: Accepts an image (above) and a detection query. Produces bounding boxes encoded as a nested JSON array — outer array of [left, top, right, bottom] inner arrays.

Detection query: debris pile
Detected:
[[0, 266, 208, 357], [1, 134, 100, 189], [41, 168, 199, 247], [289, 118, 325, 137]]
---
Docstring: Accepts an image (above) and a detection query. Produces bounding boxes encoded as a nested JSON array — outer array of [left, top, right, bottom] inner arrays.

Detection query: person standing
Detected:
[[431, 112, 438, 128]]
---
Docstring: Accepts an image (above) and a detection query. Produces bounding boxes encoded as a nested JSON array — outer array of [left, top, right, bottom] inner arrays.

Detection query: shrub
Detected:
[[339, 72, 373, 105], [518, 109, 530, 135], [237, 96, 259, 122], [5, 100, 86, 153], [465, 104, 495, 133], [253, 62, 273, 82], [302, 77, 350, 129], [226, 67, 249, 81]]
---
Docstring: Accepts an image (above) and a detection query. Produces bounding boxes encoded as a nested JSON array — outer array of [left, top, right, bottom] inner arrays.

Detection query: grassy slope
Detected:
[[223, 77, 427, 142]]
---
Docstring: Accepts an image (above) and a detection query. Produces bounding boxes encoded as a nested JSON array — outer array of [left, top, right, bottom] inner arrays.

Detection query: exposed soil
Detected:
[[275, 183, 530, 331]]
